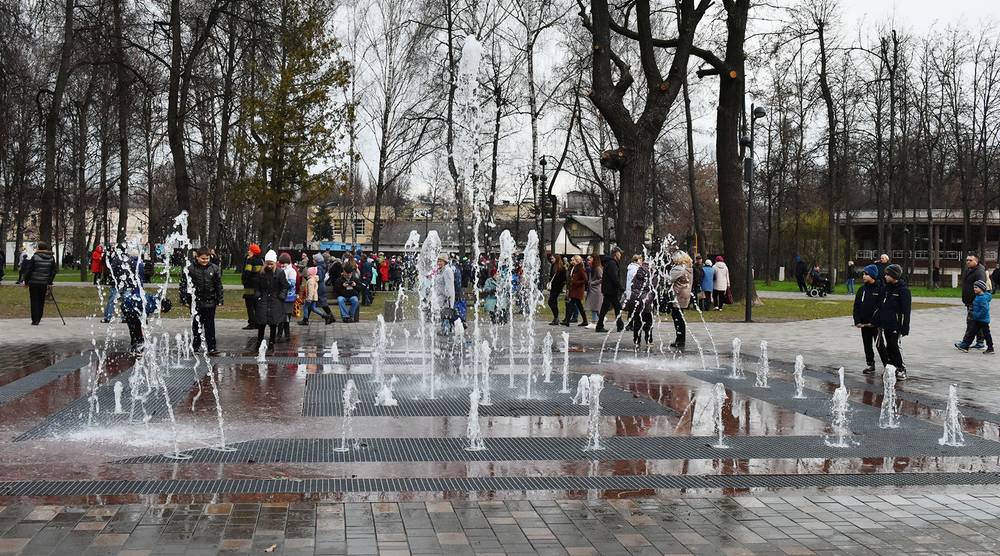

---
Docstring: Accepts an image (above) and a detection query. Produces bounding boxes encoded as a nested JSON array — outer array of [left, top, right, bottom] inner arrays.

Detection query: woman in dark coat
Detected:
[[562, 255, 589, 327], [255, 250, 289, 351], [546, 255, 566, 325]]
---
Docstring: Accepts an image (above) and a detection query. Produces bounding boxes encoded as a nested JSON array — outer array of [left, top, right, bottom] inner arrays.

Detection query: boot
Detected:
[[862, 365, 875, 375], [298, 319, 309, 326]]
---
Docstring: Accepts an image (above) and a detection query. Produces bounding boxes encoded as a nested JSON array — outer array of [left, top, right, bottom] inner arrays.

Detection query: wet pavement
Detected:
[[2, 309, 1000, 553]]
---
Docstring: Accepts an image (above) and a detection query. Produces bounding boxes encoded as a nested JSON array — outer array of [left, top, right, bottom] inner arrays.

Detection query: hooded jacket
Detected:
[[701, 263, 715, 293], [852, 281, 883, 325], [712, 261, 730, 290], [254, 268, 289, 326], [877, 279, 912, 335], [21, 250, 57, 285], [972, 290, 992, 323]]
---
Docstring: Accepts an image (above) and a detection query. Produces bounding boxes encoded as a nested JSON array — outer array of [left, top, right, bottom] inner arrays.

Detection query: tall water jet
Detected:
[[478, 340, 493, 406], [393, 231, 421, 323], [879, 364, 900, 428], [497, 231, 517, 387], [583, 374, 605, 451], [939, 384, 965, 447], [465, 389, 486, 451], [754, 340, 769, 388], [333, 379, 361, 452], [711, 382, 729, 448], [730, 338, 744, 378], [541, 332, 553, 383], [417, 231, 443, 398], [793, 355, 806, 399], [113, 381, 125, 415], [560, 331, 571, 393], [521, 230, 543, 398], [825, 367, 851, 448], [573, 375, 591, 405], [371, 314, 388, 384]]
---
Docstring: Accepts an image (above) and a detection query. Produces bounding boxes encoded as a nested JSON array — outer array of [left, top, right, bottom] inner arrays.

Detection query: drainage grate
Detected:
[[14, 361, 212, 441], [302, 374, 673, 417], [4, 472, 1000, 497], [0, 354, 92, 406], [110, 432, 1000, 465], [211, 355, 538, 366]]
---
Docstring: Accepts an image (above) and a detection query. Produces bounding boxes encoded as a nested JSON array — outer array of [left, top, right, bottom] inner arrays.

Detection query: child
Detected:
[[298, 267, 332, 325], [877, 264, 912, 380], [956, 279, 994, 354], [853, 264, 885, 375], [180, 247, 224, 355]]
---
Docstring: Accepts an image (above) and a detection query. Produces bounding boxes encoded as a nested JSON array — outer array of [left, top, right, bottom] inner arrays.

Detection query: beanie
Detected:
[[264, 250, 278, 263], [249, 243, 261, 256], [975, 279, 987, 291], [863, 264, 879, 278], [715, 256, 724, 262], [885, 264, 902, 280], [308, 266, 318, 277]]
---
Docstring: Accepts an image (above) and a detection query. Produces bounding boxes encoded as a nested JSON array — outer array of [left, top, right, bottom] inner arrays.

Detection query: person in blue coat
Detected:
[[956, 279, 994, 354], [700, 260, 715, 311]]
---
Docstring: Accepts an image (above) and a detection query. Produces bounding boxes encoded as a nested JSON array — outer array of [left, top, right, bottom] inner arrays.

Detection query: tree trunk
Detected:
[[616, 142, 653, 277], [682, 77, 704, 254], [40, 0, 76, 244]]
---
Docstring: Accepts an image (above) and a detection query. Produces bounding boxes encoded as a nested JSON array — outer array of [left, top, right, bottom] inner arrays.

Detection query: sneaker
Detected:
[[100, 318, 111, 324], [985, 348, 995, 354], [548, 320, 559, 326], [298, 320, 309, 326], [594, 326, 608, 333], [242, 324, 256, 330], [577, 322, 589, 327], [973, 342, 986, 349], [324, 315, 336, 325], [862, 366, 875, 375], [895, 367, 907, 380], [954, 342, 970, 352]]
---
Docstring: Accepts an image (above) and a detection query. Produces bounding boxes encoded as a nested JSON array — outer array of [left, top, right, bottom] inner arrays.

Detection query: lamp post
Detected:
[[741, 104, 766, 323]]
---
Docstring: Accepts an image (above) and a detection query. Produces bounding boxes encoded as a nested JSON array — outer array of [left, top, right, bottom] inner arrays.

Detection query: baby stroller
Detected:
[[806, 272, 833, 297]]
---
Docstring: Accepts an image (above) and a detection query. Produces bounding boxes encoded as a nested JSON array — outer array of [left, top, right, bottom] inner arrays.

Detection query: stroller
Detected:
[[806, 271, 833, 297]]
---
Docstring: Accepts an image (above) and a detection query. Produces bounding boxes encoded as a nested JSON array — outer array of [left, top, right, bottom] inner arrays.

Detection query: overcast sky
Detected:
[[839, 0, 997, 32]]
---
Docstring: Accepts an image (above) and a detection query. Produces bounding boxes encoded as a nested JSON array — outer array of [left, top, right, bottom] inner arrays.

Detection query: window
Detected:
[[353, 219, 365, 235]]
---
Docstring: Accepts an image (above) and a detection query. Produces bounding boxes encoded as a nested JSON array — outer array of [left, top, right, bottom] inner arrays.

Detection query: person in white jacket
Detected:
[[625, 254, 641, 294], [712, 256, 730, 310]]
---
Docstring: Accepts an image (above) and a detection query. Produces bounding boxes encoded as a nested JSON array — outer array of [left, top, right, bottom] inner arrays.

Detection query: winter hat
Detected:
[[975, 279, 987, 291], [715, 256, 724, 262], [249, 243, 261, 256], [307, 267, 318, 277], [313, 253, 324, 264], [278, 252, 292, 264], [264, 250, 278, 263], [885, 264, 902, 280], [863, 264, 879, 278], [704, 260, 713, 267]]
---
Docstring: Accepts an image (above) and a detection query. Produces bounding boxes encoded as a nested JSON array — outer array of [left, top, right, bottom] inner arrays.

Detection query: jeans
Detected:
[[846, 278, 855, 294], [338, 295, 360, 319], [192, 307, 217, 352], [104, 287, 119, 320], [302, 301, 327, 322], [860, 326, 886, 367], [28, 284, 47, 324], [966, 305, 986, 344]]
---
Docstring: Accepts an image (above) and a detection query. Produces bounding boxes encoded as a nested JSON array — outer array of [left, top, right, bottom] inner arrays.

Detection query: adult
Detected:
[[101, 246, 124, 323], [962, 254, 988, 349], [712, 256, 730, 310], [119, 249, 146, 354], [359, 253, 374, 305], [992, 263, 1000, 294], [668, 251, 693, 350], [877, 264, 911, 380], [563, 255, 588, 327], [304, 253, 335, 324], [20, 241, 57, 325], [433, 254, 456, 311], [254, 250, 288, 351], [794, 255, 808, 292], [701, 259, 715, 311], [846, 260, 856, 295], [546, 255, 566, 325], [90, 244, 105, 285], [595, 246, 625, 332], [692, 254, 704, 308], [875, 253, 890, 278], [584, 254, 603, 326], [14, 246, 28, 284], [379, 256, 390, 292], [0, 248, 5, 282], [240, 244, 263, 330], [853, 264, 885, 375]]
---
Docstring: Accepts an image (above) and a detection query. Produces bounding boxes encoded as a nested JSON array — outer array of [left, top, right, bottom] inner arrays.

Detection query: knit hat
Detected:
[[278, 252, 292, 264], [264, 250, 277, 263], [715, 256, 724, 262], [863, 264, 879, 278], [249, 243, 261, 256], [885, 264, 902, 280], [975, 279, 987, 291], [307, 266, 318, 277]]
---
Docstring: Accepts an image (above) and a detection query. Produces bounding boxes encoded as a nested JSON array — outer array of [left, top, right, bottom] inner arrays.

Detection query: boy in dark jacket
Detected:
[[180, 247, 224, 355], [955, 280, 994, 354], [853, 264, 885, 375], [877, 264, 912, 380]]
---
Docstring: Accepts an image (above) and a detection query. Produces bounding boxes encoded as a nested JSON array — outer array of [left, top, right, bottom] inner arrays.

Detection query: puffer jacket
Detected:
[[21, 251, 57, 285], [877, 279, 912, 335], [713, 261, 730, 290], [180, 262, 224, 308], [241, 255, 263, 297], [254, 269, 289, 326], [701, 264, 715, 292], [972, 291, 992, 323], [669, 264, 693, 309], [852, 281, 883, 325], [626, 264, 659, 315]]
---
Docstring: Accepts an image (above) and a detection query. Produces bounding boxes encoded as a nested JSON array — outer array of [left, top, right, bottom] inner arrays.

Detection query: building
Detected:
[[553, 216, 612, 255], [564, 190, 598, 216], [307, 204, 397, 248]]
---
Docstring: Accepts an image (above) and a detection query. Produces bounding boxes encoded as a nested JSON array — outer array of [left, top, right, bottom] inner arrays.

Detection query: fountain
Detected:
[[465, 389, 486, 451], [326, 341, 339, 360], [541, 332, 553, 383], [879, 364, 900, 429], [939, 384, 965, 447], [711, 382, 728, 448], [371, 314, 388, 384], [478, 340, 493, 406], [521, 230, 543, 399], [333, 379, 361, 452], [417, 231, 443, 399], [374, 379, 399, 407], [572, 375, 591, 405], [257, 339, 268, 362], [113, 381, 124, 415], [393, 231, 421, 323], [730, 338, 744, 378], [825, 367, 851, 448], [754, 340, 769, 388], [793, 355, 806, 399], [583, 374, 604, 451], [497, 230, 517, 387], [560, 331, 571, 393]]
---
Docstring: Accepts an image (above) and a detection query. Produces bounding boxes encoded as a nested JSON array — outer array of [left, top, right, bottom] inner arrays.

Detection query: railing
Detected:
[[857, 250, 963, 261]]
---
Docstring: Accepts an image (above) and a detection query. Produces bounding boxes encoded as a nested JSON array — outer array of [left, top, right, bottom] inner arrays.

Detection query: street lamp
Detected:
[[741, 104, 766, 323]]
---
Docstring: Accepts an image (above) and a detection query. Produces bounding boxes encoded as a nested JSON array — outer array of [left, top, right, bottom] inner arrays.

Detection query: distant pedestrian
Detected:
[[625, 254, 641, 293], [955, 279, 994, 354], [991, 263, 1000, 294], [584, 254, 603, 326], [712, 256, 730, 310], [546, 254, 566, 325], [254, 250, 288, 351], [846, 260, 856, 294], [700, 259, 715, 311], [692, 254, 704, 306], [962, 254, 987, 349], [878, 264, 911, 380], [853, 264, 885, 375], [875, 253, 890, 278], [240, 244, 263, 330], [277, 252, 298, 341], [20, 241, 57, 325], [668, 251, 693, 350], [90, 244, 104, 285], [595, 247, 625, 333], [794, 255, 807, 292], [563, 255, 588, 327]]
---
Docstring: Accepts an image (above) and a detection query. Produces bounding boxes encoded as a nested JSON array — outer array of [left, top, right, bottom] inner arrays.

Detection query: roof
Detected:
[[840, 209, 1000, 225]]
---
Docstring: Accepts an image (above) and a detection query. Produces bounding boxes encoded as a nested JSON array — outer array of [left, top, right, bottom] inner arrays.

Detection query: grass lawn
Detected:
[[5, 265, 245, 285], [753, 279, 962, 298], [0, 285, 392, 321]]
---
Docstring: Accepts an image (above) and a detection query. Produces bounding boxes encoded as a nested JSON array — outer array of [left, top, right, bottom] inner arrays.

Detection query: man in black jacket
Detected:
[[962, 254, 987, 348], [596, 246, 625, 333], [181, 247, 224, 354], [20, 242, 57, 325], [240, 244, 263, 330], [877, 264, 912, 380], [853, 264, 885, 375]]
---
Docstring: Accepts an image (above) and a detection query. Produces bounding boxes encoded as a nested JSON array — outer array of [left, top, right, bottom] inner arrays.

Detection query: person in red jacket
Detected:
[[90, 244, 105, 285], [378, 256, 390, 291]]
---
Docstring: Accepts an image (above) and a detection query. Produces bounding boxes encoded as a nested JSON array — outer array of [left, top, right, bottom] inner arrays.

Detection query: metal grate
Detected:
[[301, 373, 673, 417], [5, 472, 1000, 497], [110, 432, 1000, 465], [211, 355, 538, 366], [14, 361, 212, 441], [0, 354, 92, 406]]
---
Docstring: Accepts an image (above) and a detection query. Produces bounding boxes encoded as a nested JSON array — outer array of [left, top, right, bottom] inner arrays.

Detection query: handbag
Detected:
[[725, 287, 734, 305]]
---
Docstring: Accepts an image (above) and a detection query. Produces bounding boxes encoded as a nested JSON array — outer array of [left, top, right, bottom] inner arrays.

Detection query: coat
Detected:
[[180, 262, 224, 309], [482, 276, 499, 313], [669, 265, 693, 309], [305, 275, 319, 302], [90, 247, 104, 274], [701, 264, 715, 293], [712, 261, 730, 291], [433, 264, 456, 308], [585, 266, 604, 311], [548, 263, 567, 295], [625, 262, 640, 294], [601, 255, 624, 297], [379, 259, 390, 282], [21, 251, 57, 285], [241, 255, 263, 297], [568, 263, 587, 300], [692, 264, 704, 293], [254, 269, 289, 326], [877, 280, 911, 335], [972, 291, 992, 323], [626, 264, 659, 315], [962, 264, 987, 306], [852, 281, 883, 326], [313, 255, 329, 306], [332, 274, 360, 299]]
